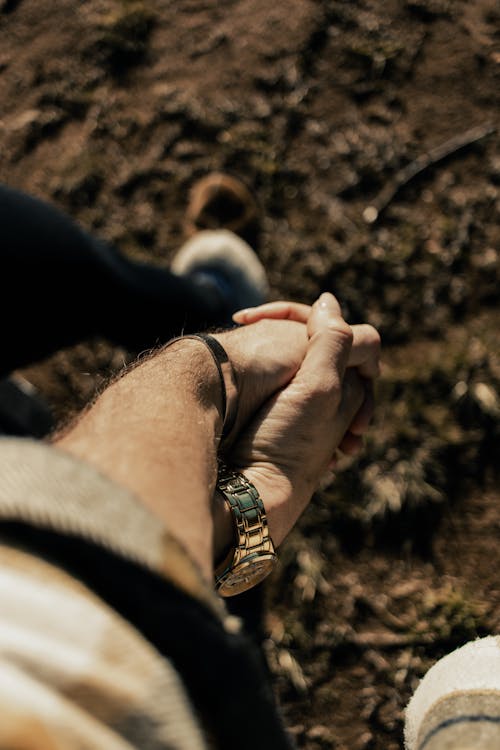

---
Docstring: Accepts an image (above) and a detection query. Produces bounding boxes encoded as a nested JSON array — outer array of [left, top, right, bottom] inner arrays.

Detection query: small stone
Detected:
[[363, 206, 378, 224]]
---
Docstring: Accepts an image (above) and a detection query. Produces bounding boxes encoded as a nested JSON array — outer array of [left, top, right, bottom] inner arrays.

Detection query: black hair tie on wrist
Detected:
[[164, 334, 238, 447]]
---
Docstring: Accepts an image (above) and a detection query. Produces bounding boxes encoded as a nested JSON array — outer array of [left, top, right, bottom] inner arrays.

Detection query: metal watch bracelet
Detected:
[[214, 463, 277, 597]]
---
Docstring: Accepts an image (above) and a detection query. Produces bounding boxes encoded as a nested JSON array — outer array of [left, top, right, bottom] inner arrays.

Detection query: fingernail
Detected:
[[233, 308, 251, 319], [318, 292, 333, 309]]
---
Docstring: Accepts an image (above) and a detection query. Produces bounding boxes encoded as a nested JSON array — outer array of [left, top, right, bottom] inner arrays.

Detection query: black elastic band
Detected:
[[164, 334, 238, 445]]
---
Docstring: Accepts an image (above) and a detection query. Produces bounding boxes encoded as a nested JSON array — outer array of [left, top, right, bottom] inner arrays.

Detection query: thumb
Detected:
[[297, 293, 353, 392]]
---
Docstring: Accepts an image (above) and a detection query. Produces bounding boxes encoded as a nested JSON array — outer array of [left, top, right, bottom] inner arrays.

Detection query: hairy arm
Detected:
[[55, 339, 224, 581]]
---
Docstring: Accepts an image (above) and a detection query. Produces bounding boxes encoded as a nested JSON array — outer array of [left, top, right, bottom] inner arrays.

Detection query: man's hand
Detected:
[[212, 301, 380, 451], [212, 319, 308, 446], [224, 293, 381, 547], [232, 298, 380, 457]]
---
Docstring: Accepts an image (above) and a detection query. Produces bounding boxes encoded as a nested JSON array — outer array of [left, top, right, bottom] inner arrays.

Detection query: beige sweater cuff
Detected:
[[0, 437, 226, 621]]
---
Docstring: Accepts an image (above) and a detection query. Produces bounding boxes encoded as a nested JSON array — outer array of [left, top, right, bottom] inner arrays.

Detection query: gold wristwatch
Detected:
[[214, 464, 277, 597]]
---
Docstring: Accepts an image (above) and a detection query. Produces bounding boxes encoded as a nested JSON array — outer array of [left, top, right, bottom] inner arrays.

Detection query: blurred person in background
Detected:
[[0, 173, 266, 436]]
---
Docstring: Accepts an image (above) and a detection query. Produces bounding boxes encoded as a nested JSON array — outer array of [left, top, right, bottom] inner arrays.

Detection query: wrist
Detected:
[[213, 463, 277, 597], [169, 334, 238, 448], [236, 463, 310, 548], [156, 338, 225, 435]]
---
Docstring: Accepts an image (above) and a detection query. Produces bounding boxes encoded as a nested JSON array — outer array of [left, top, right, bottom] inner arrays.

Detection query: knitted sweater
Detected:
[[0, 438, 294, 750]]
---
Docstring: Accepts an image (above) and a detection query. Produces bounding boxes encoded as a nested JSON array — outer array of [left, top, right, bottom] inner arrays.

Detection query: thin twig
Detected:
[[363, 122, 496, 224]]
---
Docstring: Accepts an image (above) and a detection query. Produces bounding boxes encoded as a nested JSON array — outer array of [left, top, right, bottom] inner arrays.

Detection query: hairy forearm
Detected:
[[55, 339, 224, 581]]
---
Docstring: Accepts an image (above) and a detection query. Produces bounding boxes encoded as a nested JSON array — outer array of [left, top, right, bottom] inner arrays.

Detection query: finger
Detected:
[[335, 369, 366, 440], [338, 431, 364, 456], [299, 293, 353, 395], [348, 380, 374, 435], [349, 324, 381, 379], [233, 300, 311, 325], [234, 305, 382, 381], [327, 454, 338, 470], [318, 470, 336, 490]]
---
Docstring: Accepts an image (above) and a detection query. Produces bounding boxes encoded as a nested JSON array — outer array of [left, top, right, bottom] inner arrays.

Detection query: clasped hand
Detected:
[[213, 292, 381, 549]]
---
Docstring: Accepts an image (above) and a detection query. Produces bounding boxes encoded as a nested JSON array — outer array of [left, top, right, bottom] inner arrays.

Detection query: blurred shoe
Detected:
[[171, 228, 269, 323], [184, 172, 260, 249], [405, 635, 500, 750]]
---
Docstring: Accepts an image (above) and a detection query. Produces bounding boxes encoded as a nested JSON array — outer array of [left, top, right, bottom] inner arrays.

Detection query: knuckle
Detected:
[[318, 320, 353, 352], [332, 320, 354, 343], [358, 323, 382, 350]]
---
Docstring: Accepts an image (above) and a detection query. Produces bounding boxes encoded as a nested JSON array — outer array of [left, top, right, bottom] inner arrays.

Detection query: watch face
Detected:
[[217, 554, 276, 597]]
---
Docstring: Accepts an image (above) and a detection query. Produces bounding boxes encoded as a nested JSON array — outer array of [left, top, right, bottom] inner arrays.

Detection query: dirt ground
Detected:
[[1, 0, 499, 748]]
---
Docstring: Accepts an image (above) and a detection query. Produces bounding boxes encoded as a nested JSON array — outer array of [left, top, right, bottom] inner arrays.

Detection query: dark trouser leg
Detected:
[[0, 184, 223, 375]]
